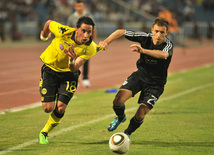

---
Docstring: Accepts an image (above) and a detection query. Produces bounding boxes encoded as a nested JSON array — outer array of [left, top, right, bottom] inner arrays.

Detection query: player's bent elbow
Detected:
[[45, 20, 53, 27], [47, 20, 53, 23], [163, 52, 169, 59], [116, 29, 126, 35]]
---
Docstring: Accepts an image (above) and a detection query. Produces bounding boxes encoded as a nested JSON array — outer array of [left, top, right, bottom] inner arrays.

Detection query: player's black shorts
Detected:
[[39, 64, 80, 105], [120, 70, 164, 109]]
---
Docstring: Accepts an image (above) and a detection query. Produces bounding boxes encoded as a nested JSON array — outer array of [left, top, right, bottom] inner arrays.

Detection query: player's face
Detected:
[[75, 23, 93, 44], [151, 24, 168, 45]]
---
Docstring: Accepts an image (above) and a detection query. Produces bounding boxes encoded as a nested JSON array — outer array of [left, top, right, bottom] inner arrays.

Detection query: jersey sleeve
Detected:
[[49, 21, 75, 38], [125, 30, 150, 43], [163, 38, 173, 57], [79, 42, 103, 60]]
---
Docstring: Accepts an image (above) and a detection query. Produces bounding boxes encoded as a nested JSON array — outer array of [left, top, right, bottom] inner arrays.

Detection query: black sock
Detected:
[[53, 106, 64, 118], [124, 116, 144, 135], [113, 104, 125, 121]]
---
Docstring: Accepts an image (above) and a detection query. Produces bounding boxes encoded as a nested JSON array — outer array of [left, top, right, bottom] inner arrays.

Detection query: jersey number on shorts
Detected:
[[66, 81, 77, 93], [147, 95, 158, 106]]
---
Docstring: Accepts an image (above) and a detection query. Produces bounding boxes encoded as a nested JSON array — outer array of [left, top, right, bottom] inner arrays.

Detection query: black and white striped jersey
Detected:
[[125, 30, 173, 85]]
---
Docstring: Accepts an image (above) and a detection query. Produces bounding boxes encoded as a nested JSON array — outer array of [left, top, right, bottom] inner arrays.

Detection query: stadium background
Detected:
[[0, 0, 214, 112], [0, 0, 213, 41]]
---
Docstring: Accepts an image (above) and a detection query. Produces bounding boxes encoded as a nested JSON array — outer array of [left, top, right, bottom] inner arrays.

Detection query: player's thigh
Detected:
[[138, 84, 164, 109], [113, 89, 132, 106], [114, 72, 142, 105], [58, 71, 79, 105], [39, 65, 58, 103], [120, 71, 142, 97]]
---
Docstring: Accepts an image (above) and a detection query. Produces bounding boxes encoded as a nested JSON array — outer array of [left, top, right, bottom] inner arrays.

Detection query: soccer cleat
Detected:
[[108, 115, 126, 131], [39, 132, 49, 144]]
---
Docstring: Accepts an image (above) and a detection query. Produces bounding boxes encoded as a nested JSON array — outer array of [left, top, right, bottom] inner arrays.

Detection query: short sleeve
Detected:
[[163, 38, 173, 57], [49, 21, 75, 37], [125, 30, 151, 44]]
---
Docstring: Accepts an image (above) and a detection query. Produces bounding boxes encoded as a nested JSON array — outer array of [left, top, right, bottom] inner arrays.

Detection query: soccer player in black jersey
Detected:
[[99, 17, 173, 137]]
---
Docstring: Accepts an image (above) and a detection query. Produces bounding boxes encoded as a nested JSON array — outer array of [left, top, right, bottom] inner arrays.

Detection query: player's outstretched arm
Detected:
[[99, 29, 126, 50], [40, 20, 52, 41], [130, 44, 169, 59]]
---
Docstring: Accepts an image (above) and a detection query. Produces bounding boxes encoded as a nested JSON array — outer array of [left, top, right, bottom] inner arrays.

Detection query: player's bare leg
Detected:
[[135, 103, 150, 120], [42, 101, 55, 113], [39, 101, 67, 144], [124, 103, 150, 137]]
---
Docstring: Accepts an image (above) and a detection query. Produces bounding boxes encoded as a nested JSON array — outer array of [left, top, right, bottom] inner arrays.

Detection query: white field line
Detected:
[[160, 82, 214, 101], [0, 102, 41, 114], [166, 78, 184, 84], [0, 96, 76, 115], [0, 77, 184, 114], [0, 82, 213, 155]]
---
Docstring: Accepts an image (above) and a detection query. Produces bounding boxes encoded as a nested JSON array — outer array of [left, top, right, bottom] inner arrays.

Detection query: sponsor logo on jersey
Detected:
[[59, 44, 64, 50], [96, 47, 102, 53], [81, 48, 87, 54], [59, 27, 68, 34]]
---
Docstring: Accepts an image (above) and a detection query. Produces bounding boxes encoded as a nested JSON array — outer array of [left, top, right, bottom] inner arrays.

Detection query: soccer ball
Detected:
[[109, 132, 131, 154]]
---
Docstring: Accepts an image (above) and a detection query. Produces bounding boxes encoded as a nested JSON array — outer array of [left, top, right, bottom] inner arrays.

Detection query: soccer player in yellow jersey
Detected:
[[38, 16, 102, 144]]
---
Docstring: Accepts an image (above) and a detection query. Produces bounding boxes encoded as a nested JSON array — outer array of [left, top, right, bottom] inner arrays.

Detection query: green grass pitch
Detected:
[[0, 65, 214, 155]]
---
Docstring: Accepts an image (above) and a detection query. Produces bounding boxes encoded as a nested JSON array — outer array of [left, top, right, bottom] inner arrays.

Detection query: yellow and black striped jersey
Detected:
[[40, 21, 102, 72]]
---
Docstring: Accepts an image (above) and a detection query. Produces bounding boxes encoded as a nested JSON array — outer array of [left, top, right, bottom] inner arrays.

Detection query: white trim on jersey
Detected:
[[125, 30, 152, 37], [163, 38, 173, 53], [125, 30, 172, 53], [125, 30, 134, 37]]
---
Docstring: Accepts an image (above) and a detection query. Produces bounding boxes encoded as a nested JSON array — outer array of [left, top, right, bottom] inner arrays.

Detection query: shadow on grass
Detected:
[[132, 140, 214, 147], [57, 140, 109, 145], [150, 111, 202, 115], [79, 140, 109, 145], [54, 139, 214, 148]]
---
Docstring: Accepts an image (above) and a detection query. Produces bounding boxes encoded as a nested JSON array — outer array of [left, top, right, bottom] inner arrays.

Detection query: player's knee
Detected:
[[113, 96, 124, 106], [56, 101, 67, 114], [113, 89, 132, 106], [43, 106, 54, 113], [42, 102, 55, 113], [135, 103, 150, 120], [57, 106, 65, 114]]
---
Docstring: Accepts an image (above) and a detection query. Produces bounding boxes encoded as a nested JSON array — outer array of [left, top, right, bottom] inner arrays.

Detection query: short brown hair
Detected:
[[152, 17, 169, 31]]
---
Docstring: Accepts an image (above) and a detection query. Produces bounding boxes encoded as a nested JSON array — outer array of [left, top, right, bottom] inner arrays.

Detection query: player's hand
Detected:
[[99, 41, 108, 50], [130, 44, 144, 54], [64, 44, 76, 60], [40, 31, 51, 41]]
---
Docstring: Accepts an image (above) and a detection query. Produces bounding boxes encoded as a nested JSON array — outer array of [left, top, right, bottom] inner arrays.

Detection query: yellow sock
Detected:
[[40, 112, 62, 134]]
